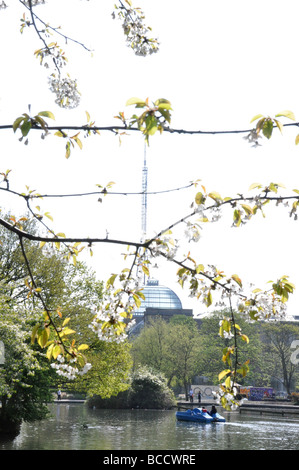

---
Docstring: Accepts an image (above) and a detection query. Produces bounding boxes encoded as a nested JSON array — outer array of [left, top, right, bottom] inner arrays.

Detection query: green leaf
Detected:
[[159, 108, 171, 123], [262, 119, 273, 139], [249, 310, 259, 321], [145, 114, 157, 135], [65, 141, 71, 158], [37, 327, 50, 348], [13, 116, 25, 132], [21, 119, 32, 137]]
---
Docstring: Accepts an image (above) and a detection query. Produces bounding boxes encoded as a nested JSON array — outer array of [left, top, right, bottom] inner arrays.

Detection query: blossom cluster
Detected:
[[149, 235, 178, 261], [237, 291, 288, 322], [89, 275, 142, 343], [213, 386, 241, 411], [112, 4, 160, 56], [184, 221, 201, 243], [48, 75, 81, 109], [23, 0, 45, 6], [50, 354, 92, 380]]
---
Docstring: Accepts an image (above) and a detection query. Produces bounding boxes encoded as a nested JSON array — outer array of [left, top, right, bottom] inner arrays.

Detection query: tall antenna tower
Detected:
[[141, 142, 148, 238]]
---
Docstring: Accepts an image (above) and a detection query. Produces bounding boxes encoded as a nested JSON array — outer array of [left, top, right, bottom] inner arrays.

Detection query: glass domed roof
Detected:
[[135, 279, 182, 315]]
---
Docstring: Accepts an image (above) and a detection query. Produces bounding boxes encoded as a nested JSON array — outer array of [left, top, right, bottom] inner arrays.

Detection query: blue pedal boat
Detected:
[[176, 407, 226, 423]]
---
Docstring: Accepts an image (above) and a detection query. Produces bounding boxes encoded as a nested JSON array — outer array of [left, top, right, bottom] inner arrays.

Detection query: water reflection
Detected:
[[1, 403, 299, 450]]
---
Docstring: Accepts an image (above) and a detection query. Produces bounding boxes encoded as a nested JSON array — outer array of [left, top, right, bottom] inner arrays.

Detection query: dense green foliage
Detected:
[[132, 312, 299, 394], [88, 366, 176, 410], [0, 214, 134, 433], [0, 307, 53, 434]]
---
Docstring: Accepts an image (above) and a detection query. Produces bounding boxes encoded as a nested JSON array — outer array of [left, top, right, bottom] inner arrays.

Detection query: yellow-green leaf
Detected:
[[61, 327, 76, 336], [52, 344, 63, 359], [225, 375, 231, 389], [38, 111, 55, 120], [208, 191, 222, 202], [231, 274, 242, 287], [241, 204, 253, 216], [38, 327, 50, 348], [126, 97, 147, 107], [195, 192, 205, 205], [218, 369, 231, 381], [44, 212, 53, 221], [273, 119, 283, 134], [241, 334, 249, 343], [250, 114, 264, 123], [31, 324, 39, 344], [46, 343, 54, 360], [62, 317, 71, 327], [275, 110, 295, 121], [249, 182, 262, 190]]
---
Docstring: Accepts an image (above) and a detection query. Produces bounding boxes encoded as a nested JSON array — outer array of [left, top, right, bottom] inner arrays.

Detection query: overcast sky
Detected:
[[1, 0, 299, 316]]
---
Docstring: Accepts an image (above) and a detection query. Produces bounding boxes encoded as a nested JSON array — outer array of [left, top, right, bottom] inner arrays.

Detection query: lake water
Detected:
[[1, 403, 299, 451]]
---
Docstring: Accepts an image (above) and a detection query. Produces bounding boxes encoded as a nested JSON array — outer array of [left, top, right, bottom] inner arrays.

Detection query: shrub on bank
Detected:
[[87, 367, 176, 410]]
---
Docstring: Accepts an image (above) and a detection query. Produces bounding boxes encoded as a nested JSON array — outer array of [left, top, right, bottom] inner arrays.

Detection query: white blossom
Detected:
[[48, 75, 81, 109], [112, 5, 159, 56], [51, 355, 92, 380], [184, 221, 201, 243]]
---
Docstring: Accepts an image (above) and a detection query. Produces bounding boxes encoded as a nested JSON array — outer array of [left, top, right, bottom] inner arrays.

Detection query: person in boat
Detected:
[[210, 405, 217, 416]]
